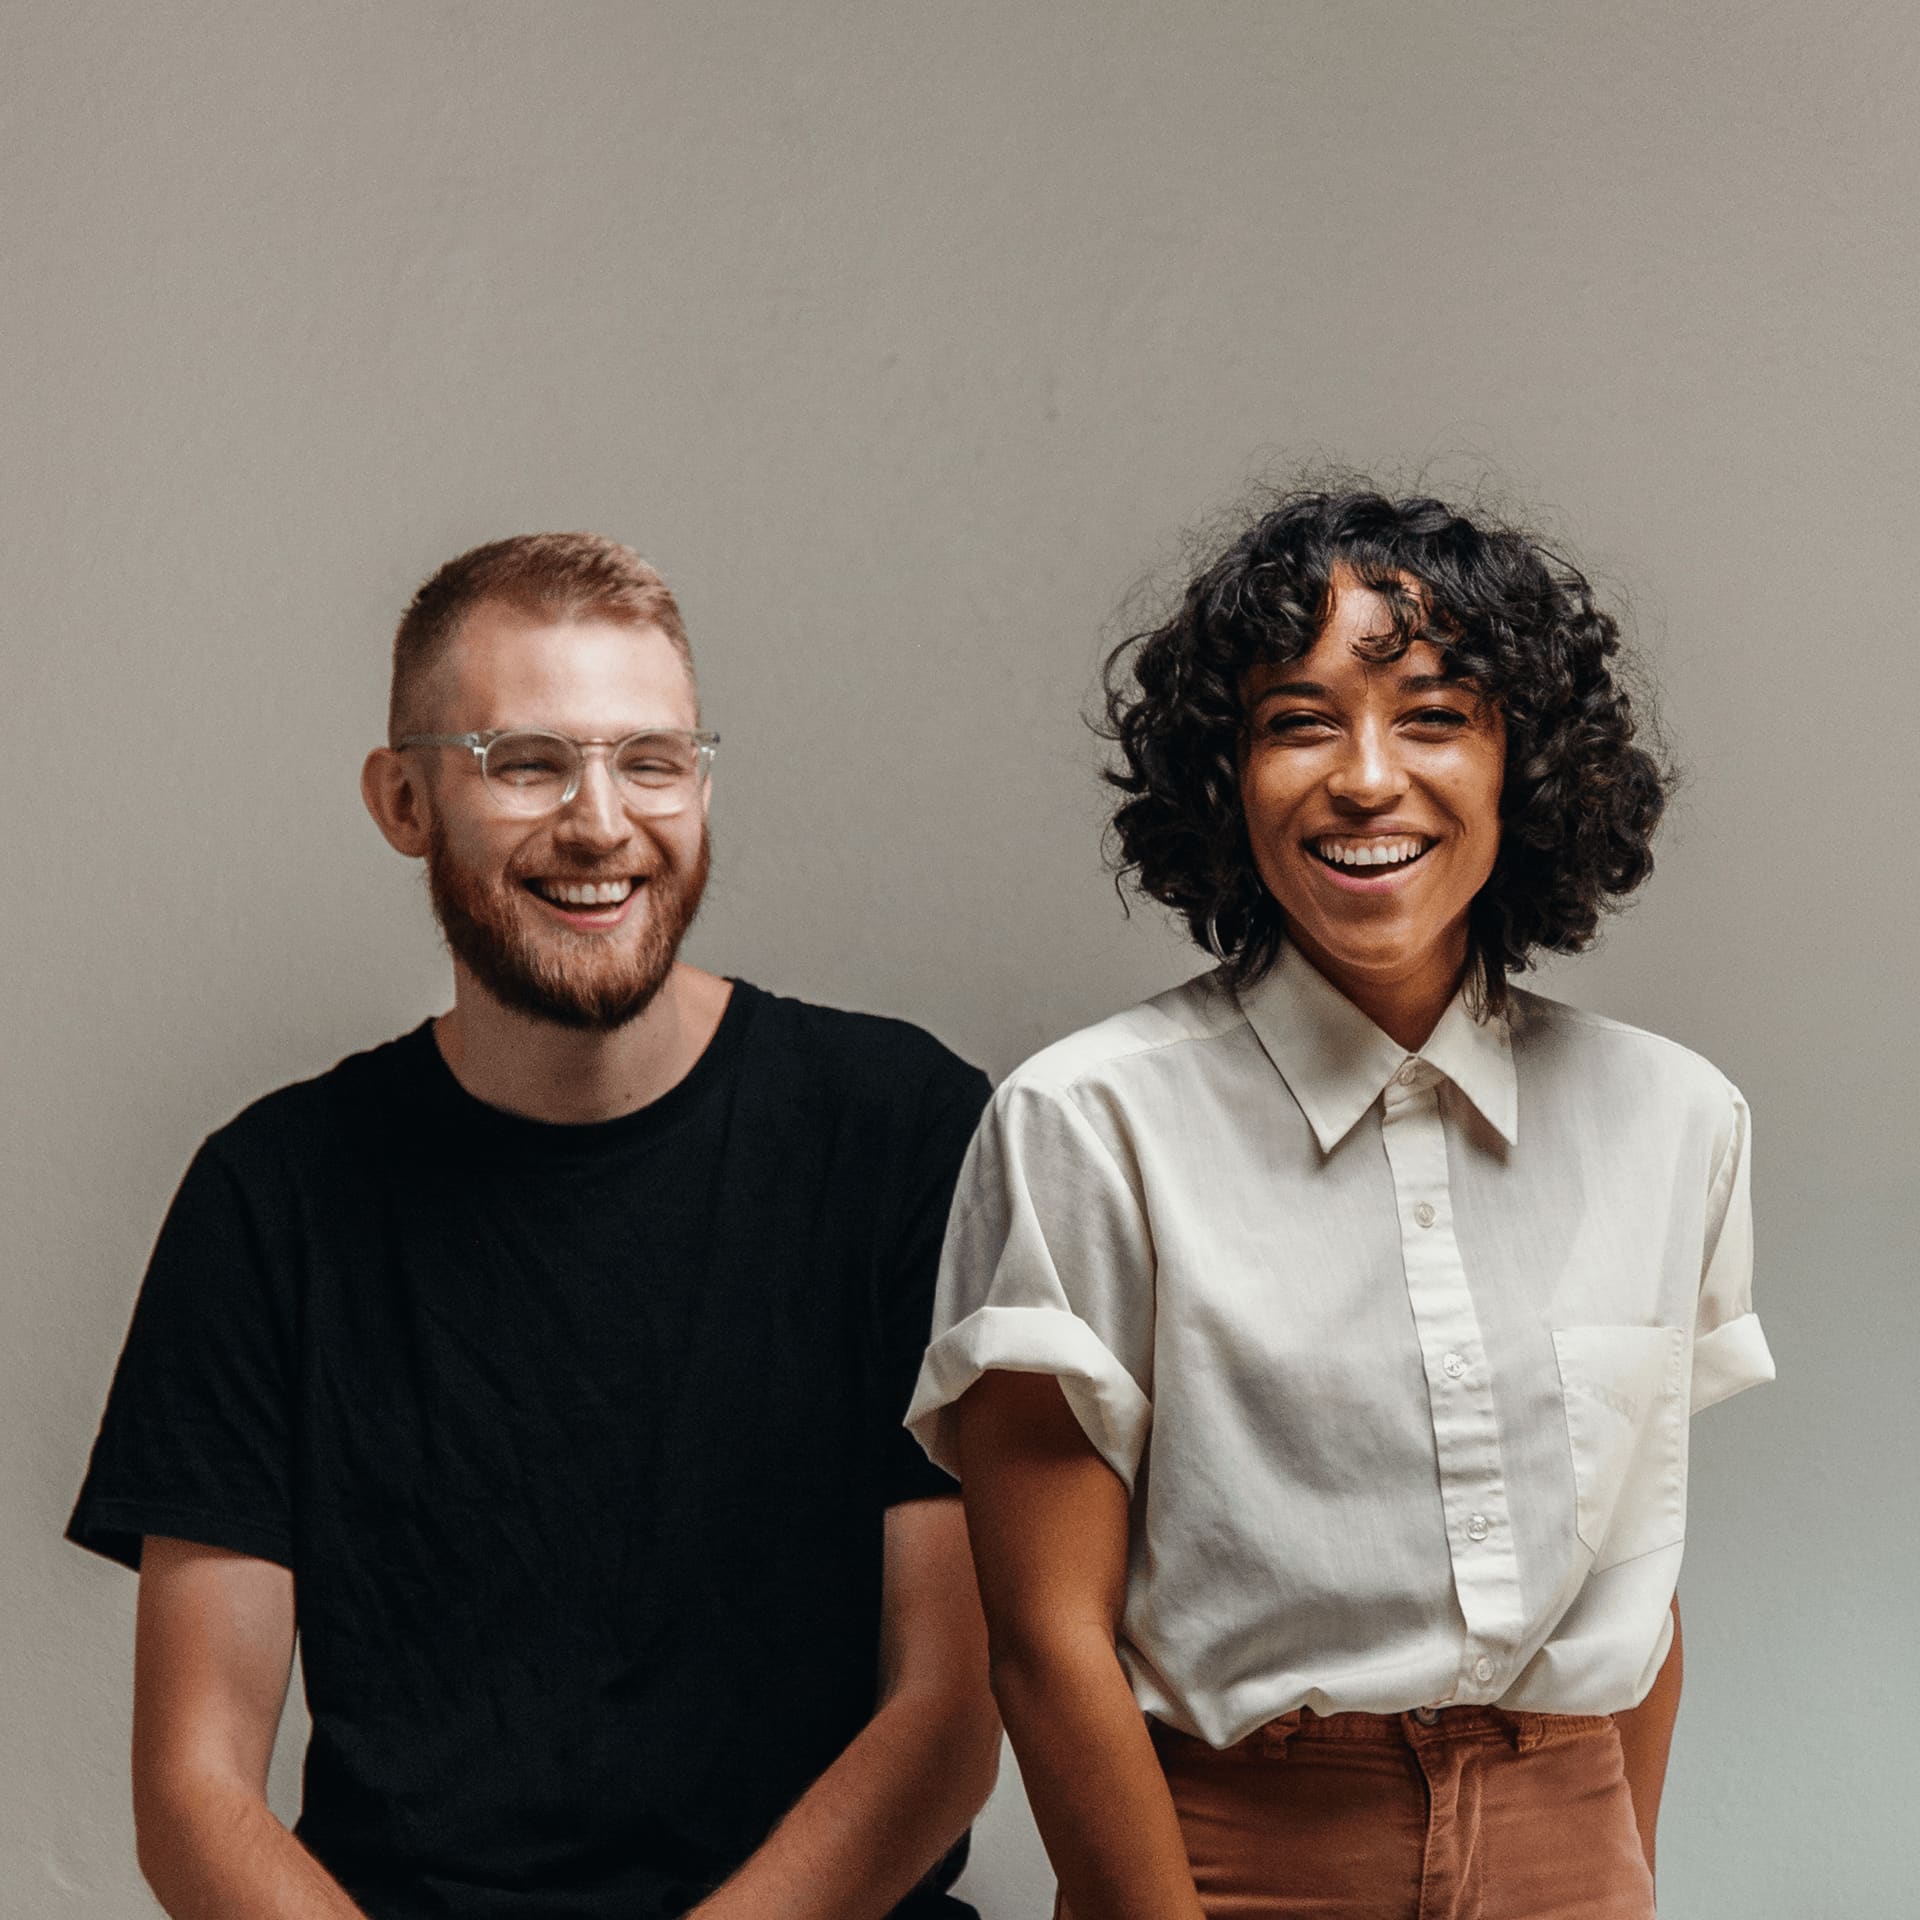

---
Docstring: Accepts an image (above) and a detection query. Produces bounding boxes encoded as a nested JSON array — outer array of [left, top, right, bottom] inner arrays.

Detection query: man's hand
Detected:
[[691, 1497, 1001, 1920], [133, 1537, 365, 1919]]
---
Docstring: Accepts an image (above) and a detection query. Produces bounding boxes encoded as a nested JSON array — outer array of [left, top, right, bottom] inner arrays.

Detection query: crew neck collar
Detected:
[[407, 979, 760, 1156]]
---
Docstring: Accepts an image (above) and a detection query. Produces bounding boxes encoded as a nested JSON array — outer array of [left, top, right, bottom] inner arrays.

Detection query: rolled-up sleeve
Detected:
[[1689, 1083, 1776, 1415], [905, 1076, 1156, 1489]]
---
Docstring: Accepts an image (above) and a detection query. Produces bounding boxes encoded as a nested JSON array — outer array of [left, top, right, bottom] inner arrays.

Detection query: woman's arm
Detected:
[[954, 1370, 1205, 1920], [1613, 1596, 1683, 1881]]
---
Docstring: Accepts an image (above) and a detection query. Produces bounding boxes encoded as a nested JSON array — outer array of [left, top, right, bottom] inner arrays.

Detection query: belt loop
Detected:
[[1502, 1709, 1542, 1752], [1258, 1708, 1306, 1756]]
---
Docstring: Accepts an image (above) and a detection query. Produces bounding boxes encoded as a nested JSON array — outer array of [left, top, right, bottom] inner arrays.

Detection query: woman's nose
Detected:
[[1325, 720, 1408, 809]]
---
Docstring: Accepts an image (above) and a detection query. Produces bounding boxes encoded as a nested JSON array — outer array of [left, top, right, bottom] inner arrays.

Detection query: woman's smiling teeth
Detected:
[[531, 877, 636, 907], [1311, 835, 1432, 870]]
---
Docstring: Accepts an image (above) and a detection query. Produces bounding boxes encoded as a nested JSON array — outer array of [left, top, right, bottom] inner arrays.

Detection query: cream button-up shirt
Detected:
[[907, 945, 1774, 1745]]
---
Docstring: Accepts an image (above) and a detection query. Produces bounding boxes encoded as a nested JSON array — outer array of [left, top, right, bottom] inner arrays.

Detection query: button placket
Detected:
[[1380, 1075, 1525, 1704]]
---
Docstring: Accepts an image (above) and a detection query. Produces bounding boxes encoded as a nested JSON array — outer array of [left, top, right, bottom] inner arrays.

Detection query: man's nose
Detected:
[[1325, 719, 1408, 809], [553, 754, 630, 847]]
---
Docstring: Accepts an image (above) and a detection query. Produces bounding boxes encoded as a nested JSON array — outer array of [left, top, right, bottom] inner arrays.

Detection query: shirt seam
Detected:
[[1512, 993, 1739, 1081], [1589, 1529, 1689, 1574], [1701, 1087, 1747, 1236], [1052, 1081, 1157, 1214], [1006, 1001, 1254, 1103]]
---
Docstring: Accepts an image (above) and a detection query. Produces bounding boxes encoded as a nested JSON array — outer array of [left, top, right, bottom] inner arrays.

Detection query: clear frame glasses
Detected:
[[399, 728, 719, 818]]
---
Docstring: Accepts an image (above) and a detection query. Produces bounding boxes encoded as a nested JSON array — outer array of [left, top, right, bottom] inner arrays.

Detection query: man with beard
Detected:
[[67, 534, 1003, 1920]]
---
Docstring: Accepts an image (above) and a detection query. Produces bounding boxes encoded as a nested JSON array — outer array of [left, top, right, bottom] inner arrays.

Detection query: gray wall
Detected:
[[6, 3, 1914, 1912]]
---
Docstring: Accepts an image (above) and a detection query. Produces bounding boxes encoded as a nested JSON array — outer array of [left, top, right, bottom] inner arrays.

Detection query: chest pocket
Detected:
[[1552, 1325, 1687, 1571]]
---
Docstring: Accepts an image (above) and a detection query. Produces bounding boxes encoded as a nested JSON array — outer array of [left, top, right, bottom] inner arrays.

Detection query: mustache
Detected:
[[506, 856, 658, 885]]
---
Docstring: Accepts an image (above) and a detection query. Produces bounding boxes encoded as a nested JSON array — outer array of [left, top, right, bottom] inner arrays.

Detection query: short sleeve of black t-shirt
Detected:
[[69, 1140, 297, 1572], [874, 1062, 996, 1508], [66, 983, 992, 1920]]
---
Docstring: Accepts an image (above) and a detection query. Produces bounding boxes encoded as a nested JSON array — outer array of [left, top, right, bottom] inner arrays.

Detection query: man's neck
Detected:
[[432, 963, 734, 1124]]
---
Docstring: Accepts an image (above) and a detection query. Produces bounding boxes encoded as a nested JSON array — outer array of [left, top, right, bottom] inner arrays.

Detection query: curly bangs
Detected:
[[1100, 487, 1672, 1010]]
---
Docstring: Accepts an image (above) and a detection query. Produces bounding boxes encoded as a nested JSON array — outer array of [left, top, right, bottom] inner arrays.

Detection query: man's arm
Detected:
[[132, 1536, 365, 1919], [1613, 1595, 1683, 1882], [693, 1497, 1001, 1920]]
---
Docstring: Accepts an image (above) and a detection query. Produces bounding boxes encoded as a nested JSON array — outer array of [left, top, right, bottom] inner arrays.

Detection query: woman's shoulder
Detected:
[[1505, 985, 1743, 1126], [997, 969, 1253, 1105]]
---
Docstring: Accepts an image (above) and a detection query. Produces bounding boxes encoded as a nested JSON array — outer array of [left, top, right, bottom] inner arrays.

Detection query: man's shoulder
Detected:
[[199, 1025, 435, 1171], [735, 982, 990, 1113]]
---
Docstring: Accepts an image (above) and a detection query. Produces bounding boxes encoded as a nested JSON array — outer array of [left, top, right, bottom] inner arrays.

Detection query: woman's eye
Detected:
[[1409, 707, 1470, 729], [1264, 711, 1330, 736]]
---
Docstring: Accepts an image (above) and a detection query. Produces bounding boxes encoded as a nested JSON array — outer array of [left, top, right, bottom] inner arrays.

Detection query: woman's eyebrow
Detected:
[[1249, 666, 1468, 704]]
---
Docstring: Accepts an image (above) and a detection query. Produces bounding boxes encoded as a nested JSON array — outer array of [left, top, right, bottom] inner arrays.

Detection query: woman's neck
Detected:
[[1287, 929, 1470, 1053]]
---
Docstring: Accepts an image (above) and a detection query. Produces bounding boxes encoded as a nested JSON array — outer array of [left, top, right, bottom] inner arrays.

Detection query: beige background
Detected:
[[6, 3, 1915, 1913]]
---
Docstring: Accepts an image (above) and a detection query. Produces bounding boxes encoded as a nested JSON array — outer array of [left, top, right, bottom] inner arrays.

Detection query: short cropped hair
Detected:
[[1101, 487, 1671, 1012], [389, 532, 690, 742]]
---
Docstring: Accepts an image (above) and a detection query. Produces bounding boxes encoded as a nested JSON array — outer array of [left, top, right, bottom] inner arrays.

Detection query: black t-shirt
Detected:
[[68, 982, 991, 1919]]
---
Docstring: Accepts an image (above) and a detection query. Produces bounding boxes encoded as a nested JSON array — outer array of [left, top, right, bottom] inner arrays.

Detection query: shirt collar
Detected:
[[1236, 942, 1519, 1153]]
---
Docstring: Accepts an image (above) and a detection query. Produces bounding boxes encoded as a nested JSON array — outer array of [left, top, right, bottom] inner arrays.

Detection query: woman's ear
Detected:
[[361, 746, 432, 858]]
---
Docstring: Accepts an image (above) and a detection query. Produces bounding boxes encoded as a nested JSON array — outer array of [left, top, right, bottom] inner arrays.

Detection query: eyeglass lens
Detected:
[[480, 731, 710, 815]]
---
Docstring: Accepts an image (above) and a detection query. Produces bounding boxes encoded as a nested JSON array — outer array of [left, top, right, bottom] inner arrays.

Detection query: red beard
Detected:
[[425, 822, 711, 1031]]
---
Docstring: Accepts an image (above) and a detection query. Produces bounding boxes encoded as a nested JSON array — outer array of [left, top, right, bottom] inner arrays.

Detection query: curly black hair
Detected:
[[1101, 487, 1672, 1011]]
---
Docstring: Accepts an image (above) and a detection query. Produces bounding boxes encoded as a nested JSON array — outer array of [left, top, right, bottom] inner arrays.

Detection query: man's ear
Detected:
[[361, 747, 432, 857]]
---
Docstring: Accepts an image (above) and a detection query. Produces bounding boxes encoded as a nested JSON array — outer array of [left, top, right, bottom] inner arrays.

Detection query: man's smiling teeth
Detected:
[[533, 878, 636, 906], [1313, 836, 1430, 869]]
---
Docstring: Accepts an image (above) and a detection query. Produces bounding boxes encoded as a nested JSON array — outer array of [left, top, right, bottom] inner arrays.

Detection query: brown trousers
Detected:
[[1061, 1708, 1656, 1920]]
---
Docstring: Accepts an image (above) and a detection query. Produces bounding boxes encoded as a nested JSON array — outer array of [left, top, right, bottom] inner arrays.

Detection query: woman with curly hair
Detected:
[[906, 488, 1774, 1918]]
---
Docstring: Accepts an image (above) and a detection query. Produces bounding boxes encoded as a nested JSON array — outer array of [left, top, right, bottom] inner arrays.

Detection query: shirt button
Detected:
[[1394, 1060, 1420, 1086], [1473, 1656, 1495, 1685], [1414, 1202, 1437, 1228], [1443, 1351, 1466, 1378], [1466, 1513, 1490, 1542]]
